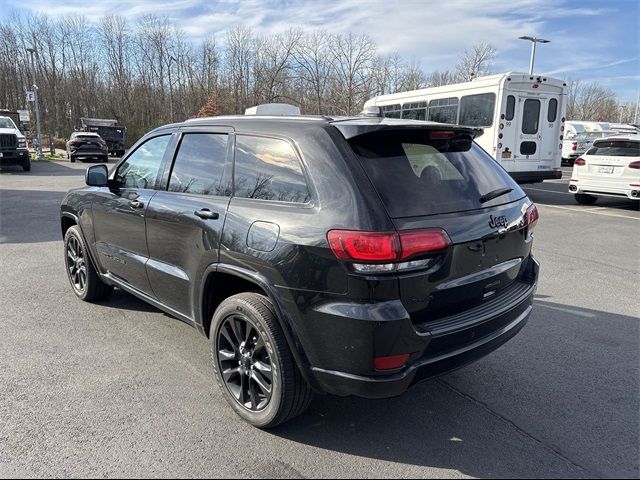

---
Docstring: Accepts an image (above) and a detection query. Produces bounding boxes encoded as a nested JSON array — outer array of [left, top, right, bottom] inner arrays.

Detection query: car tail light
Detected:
[[374, 353, 410, 371], [526, 204, 539, 235], [327, 230, 399, 262], [574, 157, 586, 166], [629, 161, 640, 169], [327, 228, 451, 272]]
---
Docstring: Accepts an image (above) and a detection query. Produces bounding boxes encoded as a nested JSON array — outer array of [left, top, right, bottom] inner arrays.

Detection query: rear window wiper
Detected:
[[479, 187, 513, 204]]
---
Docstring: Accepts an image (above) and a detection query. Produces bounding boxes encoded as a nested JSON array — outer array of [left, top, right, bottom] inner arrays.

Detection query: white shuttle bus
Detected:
[[363, 72, 567, 183]]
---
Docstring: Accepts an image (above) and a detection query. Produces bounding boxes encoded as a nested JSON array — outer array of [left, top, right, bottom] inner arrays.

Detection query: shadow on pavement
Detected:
[[0, 189, 66, 243], [270, 300, 639, 478]]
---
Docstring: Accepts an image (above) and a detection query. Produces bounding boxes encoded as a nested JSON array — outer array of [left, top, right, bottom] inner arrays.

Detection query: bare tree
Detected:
[[455, 42, 496, 82]]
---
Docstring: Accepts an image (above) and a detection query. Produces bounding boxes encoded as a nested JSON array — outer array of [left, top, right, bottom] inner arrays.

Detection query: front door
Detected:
[[145, 128, 233, 317], [92, 134, 173, 296]]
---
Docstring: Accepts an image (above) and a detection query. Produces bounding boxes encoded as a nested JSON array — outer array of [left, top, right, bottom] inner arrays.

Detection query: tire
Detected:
[[70, 155, 76, 163], [210, 292, 313, 428], [574, 193, 597, 205], [63, 225, 113, 302], [22, 158, 31, 172]]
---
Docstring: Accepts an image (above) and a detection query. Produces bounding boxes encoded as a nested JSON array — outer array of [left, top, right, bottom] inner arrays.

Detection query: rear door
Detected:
[[144, 127, 233, 317], [581, 139, 640, 185], [518, 96, 543, 161]]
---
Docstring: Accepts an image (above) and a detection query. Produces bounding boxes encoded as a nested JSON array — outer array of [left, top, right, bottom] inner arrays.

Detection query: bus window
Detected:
[[459, 93, 496, 127], [428, 97, 458, 124], [506, 95, 515, 121], [522, 99, 541, 134], [547, 98, 558, 122], [401, 101, 427, 121], [381, 104, 402, 118]]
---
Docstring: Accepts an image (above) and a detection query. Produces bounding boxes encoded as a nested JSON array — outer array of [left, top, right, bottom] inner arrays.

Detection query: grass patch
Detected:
[[30, 152, 66, 161]]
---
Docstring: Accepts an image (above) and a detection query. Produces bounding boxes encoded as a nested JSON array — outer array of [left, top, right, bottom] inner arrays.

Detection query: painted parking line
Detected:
[[538, 203, 640, 220], [524, 187, 572, 195]]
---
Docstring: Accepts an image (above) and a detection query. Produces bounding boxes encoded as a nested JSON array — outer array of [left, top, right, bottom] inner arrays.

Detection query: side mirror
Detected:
[[85, 164, 109, 187]]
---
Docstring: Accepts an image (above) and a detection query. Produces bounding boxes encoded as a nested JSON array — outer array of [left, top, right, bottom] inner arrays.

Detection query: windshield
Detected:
[[348, 130, 524, 217], [0, 118, 17, 129]]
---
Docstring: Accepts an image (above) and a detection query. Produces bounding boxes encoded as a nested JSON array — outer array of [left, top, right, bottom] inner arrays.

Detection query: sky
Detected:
[[1, 0, 638, 101]]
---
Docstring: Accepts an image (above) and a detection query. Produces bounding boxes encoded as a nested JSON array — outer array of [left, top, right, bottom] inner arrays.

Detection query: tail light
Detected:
[[629, 161, 640, 169], [327, 228, 451, 273], [574, 157, 586, 166], [526, 204, 539, 235], [571, 142, 577, 151]]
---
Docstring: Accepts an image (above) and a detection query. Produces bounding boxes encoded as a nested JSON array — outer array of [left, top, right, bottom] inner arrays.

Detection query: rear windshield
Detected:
[[587, 140, 640, 157], [348, 130, 522, 217]]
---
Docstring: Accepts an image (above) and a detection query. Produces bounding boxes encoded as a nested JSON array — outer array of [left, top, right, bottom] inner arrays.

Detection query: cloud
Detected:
[[2, 0, 637, 99]]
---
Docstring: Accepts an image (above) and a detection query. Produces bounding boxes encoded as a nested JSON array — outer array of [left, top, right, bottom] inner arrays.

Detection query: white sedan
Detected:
[[568, 134, 640, 204]]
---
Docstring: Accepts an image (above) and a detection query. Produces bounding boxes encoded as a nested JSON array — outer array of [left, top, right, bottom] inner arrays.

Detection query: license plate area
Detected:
[[598, 166, 614, 174]]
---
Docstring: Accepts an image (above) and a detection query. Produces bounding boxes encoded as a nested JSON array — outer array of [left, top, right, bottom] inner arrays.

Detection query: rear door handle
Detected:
[[194, 209, 219, 220], [129, 200, 144, 209]]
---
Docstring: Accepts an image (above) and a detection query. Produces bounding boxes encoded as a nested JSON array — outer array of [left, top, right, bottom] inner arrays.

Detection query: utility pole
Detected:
[[26, 47, 43, 160], [635, 89, 639, 125], [168, 55, 177, 123], [518, 36, 551, 75]]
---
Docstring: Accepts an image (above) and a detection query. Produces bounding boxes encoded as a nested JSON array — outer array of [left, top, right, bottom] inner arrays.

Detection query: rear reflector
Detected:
[[327, 228, 451, 263], [374, 353, 410, 371], [629, 161, 640, 169], [574, 158, 586, 166]]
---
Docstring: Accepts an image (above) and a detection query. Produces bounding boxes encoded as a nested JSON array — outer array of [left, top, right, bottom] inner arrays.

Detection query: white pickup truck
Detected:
[[0, 116, 30, 171]]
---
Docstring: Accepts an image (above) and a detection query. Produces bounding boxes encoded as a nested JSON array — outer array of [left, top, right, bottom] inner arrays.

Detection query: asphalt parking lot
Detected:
[[0, 161, 638, 478]]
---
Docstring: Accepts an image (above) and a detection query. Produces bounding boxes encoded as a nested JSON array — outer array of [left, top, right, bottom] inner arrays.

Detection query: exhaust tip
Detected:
[[631, 190, 639, 198], [569, 185, 578, 192]]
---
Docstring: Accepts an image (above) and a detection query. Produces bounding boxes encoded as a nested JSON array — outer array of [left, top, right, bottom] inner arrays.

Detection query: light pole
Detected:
[[26, 47, 44, 160], [518, 36, 551, 75], [168, 55, 177, 123]]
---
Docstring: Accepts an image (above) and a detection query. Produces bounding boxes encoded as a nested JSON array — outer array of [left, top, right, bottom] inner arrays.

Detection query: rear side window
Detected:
[[348, 130, 522, 217], [547, 99, 558, 122], [168, 133, 230, 196], [522, 99, 541, 134], [428, 97, 459, 124], [401, 101, 427, 121], [505, 95, 515, 121], [587, 140, 640, 157], [234, 136, 311, 203], [459, 93, 496, 127]]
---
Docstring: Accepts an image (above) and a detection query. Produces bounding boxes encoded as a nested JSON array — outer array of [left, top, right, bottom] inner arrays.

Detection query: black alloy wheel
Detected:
[[217, 314, 274, 411], [66, 235, 87, 294]]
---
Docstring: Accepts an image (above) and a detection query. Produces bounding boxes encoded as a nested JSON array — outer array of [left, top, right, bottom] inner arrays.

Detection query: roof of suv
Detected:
[[154, 115, 484, 139], [594, 133, 639, 143]]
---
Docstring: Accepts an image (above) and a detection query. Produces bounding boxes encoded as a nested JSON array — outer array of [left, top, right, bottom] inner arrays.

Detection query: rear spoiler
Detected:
[[329, 117, 484, 140]]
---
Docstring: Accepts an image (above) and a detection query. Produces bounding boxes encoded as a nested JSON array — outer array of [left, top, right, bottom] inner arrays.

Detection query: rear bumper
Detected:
[[569, 179, 640, 200], [0, 149, 29, 165], [69, 148, 107, 157], [306, 257, 539, 399], [510, 170, 562, 184]]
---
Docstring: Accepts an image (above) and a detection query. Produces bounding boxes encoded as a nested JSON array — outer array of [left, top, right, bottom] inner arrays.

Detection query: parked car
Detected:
[[66, 132, 108, 163], [60, 104, 540, 428], [0, 115, 30, 171], [562, 131, 610, 166], [569, 134, 640, 204]]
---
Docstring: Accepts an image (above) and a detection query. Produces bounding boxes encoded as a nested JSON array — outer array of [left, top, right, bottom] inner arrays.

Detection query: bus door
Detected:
[[516, 95, 545, 162]]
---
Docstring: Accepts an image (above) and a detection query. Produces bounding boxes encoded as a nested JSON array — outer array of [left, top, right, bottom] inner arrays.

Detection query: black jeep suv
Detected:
[[60, 107, 539, 428]]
